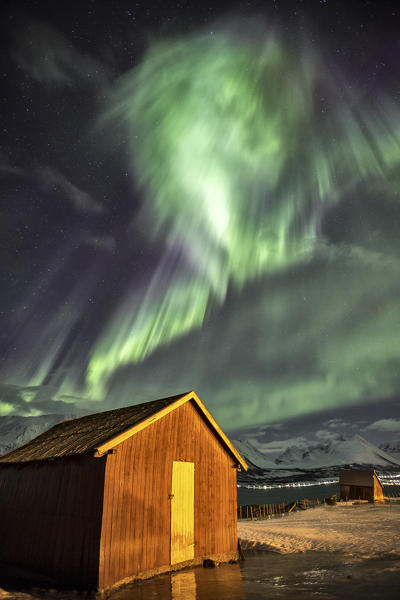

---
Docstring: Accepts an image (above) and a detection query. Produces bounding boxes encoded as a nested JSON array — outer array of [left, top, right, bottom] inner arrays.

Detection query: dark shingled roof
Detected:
[[0, 393, 188, 464]]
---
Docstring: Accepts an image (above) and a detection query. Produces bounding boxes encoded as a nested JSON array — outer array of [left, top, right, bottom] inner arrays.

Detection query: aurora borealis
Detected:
[[1, 0, 400, 433], [88, 25, 400, 397]]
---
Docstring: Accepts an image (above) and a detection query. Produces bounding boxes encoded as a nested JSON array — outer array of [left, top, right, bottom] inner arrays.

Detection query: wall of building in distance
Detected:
[[340, 484, 374, 501], [373, 476, 385, 502]]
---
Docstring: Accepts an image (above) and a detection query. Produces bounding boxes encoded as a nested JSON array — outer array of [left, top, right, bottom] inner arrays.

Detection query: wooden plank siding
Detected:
[[98, 399, 238, 589], [374, 475, 384, 501], [0, 455, 106, 587]]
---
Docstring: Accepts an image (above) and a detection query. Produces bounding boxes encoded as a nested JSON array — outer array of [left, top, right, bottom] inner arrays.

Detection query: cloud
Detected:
[[37, 166, 103, 214], [366, 418, 400, 432], [258, 436, 310, 454], [262, 423, 284, 431], [0, 383, 83, 417], [324, 418, 347, 429], [0, 156, 104, 216], [315, 238, 400, 271], [240, 436, 308, 455], [315, 429, 342, 441], [12, 19, 111, 89]]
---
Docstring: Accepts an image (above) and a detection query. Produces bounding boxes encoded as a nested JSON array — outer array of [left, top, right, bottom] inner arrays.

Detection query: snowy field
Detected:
[[238, 502, 400, 555]]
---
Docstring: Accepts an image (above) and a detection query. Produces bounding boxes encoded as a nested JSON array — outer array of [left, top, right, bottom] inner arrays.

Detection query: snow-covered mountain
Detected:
[[0, 414, 73, 456], [234, 434, 400, 475], [379, 440, 400, 458], [233, 438, 278, 469], [275, 434, 400, 469]]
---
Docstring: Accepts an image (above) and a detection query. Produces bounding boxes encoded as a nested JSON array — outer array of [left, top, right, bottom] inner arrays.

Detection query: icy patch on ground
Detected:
[[238, 503, 400, 555]]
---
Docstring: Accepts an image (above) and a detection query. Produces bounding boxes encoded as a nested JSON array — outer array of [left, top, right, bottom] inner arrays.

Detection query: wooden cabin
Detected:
[[339, 469, 384, 502], [0, 390, 247, 590]]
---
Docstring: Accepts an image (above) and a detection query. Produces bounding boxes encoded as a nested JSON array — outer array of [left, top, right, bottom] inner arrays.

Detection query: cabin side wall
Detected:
[[0, 455, 106, 587], [98, 401, 237, 588], [373, 476, 384, 501], [340, 484, 374, 501]]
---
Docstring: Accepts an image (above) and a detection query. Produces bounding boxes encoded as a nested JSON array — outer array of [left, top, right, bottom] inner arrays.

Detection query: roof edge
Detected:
[[93, 390, 248, 471], [190, 391, 248, 471]]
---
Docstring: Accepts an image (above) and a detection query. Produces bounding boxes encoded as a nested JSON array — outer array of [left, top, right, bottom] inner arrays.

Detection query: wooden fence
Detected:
[[384, 489, 400, 499], [237, 498, 323, 520], [238, 489, 400, 519]]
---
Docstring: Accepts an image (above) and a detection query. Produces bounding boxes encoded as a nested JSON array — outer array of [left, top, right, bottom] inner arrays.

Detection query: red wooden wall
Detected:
[[98, 400, 238, 588], [0, 455, 106, 587]]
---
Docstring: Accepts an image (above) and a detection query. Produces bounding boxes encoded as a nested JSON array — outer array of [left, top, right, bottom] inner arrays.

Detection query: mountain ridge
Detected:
[[0, 413, 74, 456], [379, 440, 400, 457], [235, 434, 400, 471]]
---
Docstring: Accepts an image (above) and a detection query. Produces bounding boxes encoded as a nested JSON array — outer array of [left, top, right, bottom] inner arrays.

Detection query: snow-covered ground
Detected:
[[239, 503, 400, 556]]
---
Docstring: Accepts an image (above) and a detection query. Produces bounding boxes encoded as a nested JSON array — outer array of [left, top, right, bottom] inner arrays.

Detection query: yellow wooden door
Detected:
[[170, 461, 195, 564]]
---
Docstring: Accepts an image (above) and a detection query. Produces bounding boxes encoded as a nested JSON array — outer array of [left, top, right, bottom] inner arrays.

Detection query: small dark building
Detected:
[[0, 391, 247, 589], [339, 469, 384, 502]]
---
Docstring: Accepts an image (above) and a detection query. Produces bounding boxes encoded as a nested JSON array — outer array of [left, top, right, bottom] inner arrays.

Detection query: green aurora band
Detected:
[[87, 28, 400, 397]]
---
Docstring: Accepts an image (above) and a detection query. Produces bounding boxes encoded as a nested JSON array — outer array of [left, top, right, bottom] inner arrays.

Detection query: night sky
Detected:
[[1, 0, 400, 442]]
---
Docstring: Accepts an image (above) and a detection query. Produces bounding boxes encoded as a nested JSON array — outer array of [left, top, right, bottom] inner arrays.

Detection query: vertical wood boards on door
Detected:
[[170, 461, 195, 564]]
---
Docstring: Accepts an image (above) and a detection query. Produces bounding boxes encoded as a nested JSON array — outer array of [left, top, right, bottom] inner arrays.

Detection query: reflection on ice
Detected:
[[110, 563, 245, 600], [106, 553, 400, 600], [171, 571, 196, 600]]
